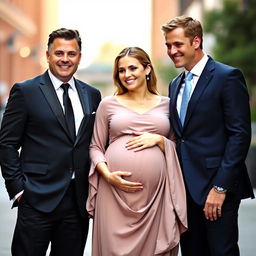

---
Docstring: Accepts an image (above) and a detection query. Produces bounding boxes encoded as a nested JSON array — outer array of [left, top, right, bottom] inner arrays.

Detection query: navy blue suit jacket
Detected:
[[0, 71, 101, 216], [169, 57, 254, 205]]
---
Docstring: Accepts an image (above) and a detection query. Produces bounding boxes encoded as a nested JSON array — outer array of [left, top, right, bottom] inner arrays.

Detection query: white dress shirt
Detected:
[[177, 53, 209, 115], [48, 70, 84, 134]]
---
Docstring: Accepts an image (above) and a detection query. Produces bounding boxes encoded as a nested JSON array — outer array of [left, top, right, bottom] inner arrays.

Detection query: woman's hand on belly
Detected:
[[96, 162, 143, 193], [125, 132, 165, 152], [107, 171, 144, 193]]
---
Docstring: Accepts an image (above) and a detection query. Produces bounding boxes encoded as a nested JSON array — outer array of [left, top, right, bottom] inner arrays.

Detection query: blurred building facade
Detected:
[[151, 0, 179, 63], [0, 0, 59, 107]]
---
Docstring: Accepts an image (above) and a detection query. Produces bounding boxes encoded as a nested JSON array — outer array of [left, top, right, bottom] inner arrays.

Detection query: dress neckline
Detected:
[[113, 96, 163, 115]]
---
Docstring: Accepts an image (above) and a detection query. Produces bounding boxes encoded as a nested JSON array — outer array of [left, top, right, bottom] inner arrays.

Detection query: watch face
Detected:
[[214, 186, 227, 193]]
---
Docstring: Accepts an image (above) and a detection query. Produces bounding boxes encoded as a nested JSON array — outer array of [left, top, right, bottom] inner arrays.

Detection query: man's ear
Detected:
[[193, 36, 201, 49], [46, 51, 50, 63]]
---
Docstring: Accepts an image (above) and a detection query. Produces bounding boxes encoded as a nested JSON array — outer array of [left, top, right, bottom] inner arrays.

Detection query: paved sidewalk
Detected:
[[1, 176, 255, 255]]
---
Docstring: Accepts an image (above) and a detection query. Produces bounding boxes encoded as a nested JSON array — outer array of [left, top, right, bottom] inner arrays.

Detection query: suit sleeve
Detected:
[[213, 68, 251, 189], [0, 84, 27, 199]]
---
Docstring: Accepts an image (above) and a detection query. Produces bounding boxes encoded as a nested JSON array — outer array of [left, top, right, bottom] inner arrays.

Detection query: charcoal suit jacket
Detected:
[[0, 71, 101, 217]]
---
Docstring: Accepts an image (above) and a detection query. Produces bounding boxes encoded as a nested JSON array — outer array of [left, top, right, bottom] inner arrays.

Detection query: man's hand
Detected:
[[203, 188, 226, 221]]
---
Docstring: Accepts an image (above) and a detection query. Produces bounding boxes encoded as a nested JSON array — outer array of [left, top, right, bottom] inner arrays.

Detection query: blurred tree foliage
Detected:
[[204, 0, 256, 121], [155, 61, 178, 86], [154, 62, 179, 96]]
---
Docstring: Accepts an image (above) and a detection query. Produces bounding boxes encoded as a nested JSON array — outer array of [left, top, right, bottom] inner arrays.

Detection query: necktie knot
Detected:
[[61, 83, 70, 92], [186, 72, 193, 82]]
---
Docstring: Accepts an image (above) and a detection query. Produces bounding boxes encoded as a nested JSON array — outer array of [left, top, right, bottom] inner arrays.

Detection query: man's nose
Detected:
[[170, 46, 177, 55], [62, 53, 69, 61]]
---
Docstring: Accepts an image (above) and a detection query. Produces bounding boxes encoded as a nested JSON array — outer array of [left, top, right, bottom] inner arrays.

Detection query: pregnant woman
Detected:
[[87, 47, 187, 256]]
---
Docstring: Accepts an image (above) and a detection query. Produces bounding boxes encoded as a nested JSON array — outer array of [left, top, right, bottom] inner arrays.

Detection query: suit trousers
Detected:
[[12, 181, 89, 256], [180, 192, 240, 256]]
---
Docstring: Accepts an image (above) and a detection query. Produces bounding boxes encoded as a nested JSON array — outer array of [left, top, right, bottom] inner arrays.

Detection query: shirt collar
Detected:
[[185, 53, 209, 77], [47, 69, 75, 91]]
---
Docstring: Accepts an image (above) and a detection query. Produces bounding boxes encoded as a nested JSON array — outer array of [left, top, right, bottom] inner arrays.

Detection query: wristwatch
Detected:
[[213, 185, 227, 194]]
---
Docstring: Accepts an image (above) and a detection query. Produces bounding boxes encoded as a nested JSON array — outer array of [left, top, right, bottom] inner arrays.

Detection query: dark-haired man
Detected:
[[0, 28, 101, 256], [161, 16, 254, 256]]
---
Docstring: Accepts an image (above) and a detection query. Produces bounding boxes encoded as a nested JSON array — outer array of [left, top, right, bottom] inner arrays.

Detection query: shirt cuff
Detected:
[[12, 190, 24, 202]]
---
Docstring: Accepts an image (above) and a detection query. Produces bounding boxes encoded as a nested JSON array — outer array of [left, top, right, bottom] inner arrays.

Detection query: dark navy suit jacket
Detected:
[[169, 57, 254, 205], [0, 71, 101, 216]]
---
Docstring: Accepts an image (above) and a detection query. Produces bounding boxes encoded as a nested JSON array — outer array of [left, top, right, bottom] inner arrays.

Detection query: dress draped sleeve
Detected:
[[86, 99, 109, 217], [164, 137, 187, 234]]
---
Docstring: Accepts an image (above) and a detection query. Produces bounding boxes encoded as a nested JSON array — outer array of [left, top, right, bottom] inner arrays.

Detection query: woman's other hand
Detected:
[[126, 132, 165, 152]]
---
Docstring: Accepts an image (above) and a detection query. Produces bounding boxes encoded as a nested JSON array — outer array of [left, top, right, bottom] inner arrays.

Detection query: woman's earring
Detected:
[[146, 74, 150, 81]]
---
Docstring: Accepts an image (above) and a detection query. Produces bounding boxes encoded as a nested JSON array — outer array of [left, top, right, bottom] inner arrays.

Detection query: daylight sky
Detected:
[[59, 0, 151, 68]]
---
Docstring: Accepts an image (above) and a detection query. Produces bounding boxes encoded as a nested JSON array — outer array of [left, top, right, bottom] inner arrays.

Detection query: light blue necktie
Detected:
[[180, 72, 193, 126]]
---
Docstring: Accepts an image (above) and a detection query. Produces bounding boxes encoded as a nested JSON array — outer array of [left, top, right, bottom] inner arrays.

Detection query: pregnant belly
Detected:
[[105, 135, 165, 192]]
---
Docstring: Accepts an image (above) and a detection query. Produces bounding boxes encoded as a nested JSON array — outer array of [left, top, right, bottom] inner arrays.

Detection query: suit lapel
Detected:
[[75, 80, 90, 144], [39, 72, 73, 141], [170, 72, 185, 136], [75, 79, 90, 115], [183, 58, 214, 127]]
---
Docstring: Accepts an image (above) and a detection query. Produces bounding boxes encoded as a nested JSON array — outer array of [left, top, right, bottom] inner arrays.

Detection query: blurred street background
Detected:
[[1, 0, 256, 255]]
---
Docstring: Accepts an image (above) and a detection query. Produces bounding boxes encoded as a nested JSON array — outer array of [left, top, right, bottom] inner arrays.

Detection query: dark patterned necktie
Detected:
[[61, 83, 76, 141]]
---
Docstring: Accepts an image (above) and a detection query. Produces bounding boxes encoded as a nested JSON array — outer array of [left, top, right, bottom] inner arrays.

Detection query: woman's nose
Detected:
[[125, 70, 131, 77]]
